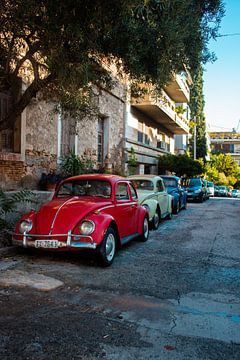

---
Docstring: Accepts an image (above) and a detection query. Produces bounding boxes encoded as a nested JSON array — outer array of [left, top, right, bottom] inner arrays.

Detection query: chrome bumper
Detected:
[[12, 231, 97, 250]]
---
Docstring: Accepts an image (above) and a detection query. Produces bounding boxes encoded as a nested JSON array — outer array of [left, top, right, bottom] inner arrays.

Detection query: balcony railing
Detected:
[[132, 87, 189, 135]]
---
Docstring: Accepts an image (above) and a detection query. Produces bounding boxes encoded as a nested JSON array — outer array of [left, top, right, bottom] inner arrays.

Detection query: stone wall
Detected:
[[76, 84, 127, 173], [25, 99, 58, 177], [1, 79, 127, 189], [0, 159, 26, 190]]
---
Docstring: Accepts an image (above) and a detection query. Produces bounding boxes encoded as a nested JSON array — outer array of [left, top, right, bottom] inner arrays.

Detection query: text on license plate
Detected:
[[35, 240, 59, 248]]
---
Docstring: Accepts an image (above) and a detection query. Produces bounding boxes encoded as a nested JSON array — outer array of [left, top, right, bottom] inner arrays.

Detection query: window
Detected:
[[132, 180, 154, 191], [116, 183, 129, 200], [129, 184, 138, 200], [156, 180, 164, 192], [57, 180, 112, 198], [0, 93, 13, 152], [98, 117, 104, 165], [138, 121, 144, 143]]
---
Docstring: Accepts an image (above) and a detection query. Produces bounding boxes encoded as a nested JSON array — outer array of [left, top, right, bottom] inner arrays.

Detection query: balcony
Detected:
[[164, 74, 190, 103], [132, 88, 189, 135]]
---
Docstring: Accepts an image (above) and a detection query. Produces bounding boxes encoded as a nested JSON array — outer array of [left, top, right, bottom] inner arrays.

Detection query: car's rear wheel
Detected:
[[174, 200, 180, 214], [152, 209, 160, 230], [98, 227, 116, 267], [139, 216, 149, 242]]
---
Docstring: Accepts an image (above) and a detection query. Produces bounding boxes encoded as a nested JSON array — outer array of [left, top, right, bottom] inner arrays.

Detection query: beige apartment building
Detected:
[[126, 71, 192, 174], [209, 131, 240, 165]]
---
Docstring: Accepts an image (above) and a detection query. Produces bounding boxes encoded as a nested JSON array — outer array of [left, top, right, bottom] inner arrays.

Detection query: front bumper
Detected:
[[187, 192, 202, 200], [12, 231, 97, 250]]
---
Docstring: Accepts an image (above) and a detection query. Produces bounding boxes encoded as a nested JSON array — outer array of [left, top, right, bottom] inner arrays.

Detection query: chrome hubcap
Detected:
[[144, 218, 149, 238], [105, 233, 115, 261]]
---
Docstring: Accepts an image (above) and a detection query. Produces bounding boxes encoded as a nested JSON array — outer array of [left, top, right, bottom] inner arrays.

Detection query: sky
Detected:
[[203, 0, 240, 132]]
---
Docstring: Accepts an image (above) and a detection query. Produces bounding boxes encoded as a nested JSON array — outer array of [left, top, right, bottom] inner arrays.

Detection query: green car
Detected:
[[129, 175, 173, 229]]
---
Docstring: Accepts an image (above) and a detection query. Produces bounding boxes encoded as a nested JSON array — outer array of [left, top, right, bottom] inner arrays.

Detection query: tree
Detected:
[[158, 154, 205, 178], [189, 64, 208, 159], [205, 153, 240, 186], [0, 0, 224, 131]]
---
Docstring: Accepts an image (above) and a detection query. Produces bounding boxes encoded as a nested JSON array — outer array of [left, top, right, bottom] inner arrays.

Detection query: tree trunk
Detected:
[[0, 74, 54, 131]]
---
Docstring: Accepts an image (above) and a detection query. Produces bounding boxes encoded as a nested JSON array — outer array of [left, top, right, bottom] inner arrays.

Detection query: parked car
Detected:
[[160, 175, 187, 213], [202, 179, 210, 200], [207, 181, 215, 197], [214, 186, 219, 197], [232, 189, 240, 198], [218, 186, 228, 197], [186, 177, 207, 203], [13, 174, 149, 266], [129, 175, 173, 229]]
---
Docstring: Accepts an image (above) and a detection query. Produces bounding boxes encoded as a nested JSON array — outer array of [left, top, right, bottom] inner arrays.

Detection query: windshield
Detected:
[[56, 180, 112, 198], [189, 178, 201, 187], [162, 178, 177, 187], [219, 186, 226, 190], [132, 180, 154, 191], [208, 182, 214, 187]]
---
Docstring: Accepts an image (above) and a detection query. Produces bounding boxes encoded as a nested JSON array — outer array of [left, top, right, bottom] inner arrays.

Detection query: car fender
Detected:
[[80, 213, 117, 246], [137, 206, 149, 234], [140, 198, 158, 221]]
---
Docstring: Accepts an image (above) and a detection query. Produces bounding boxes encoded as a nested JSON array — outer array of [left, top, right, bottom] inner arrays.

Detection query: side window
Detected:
[[156, 180, 164, 192], [116, 183, 130, 201], [129, 184, 138, 200]]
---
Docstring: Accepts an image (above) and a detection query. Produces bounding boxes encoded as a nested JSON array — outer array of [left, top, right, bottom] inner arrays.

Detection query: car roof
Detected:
[[128, 175, 162, 180], [159, 175, 180, 181], [65, 174, 127, 184]]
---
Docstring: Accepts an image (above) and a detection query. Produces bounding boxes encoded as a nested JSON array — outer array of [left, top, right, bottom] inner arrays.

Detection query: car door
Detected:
[[114, 182, 136, 239], [156, 179, 168, 215]]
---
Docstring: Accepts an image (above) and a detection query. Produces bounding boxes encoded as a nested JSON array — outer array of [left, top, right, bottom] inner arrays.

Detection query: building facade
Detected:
[[209, 131, 240, 165], [0, 79, 127, 189], [0, 70, 192, 189], [126, 71, 192, 174]]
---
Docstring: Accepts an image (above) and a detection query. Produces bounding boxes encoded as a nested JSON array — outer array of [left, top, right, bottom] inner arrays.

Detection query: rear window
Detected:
[[132, 180, 154, 191], [162, 178, 177, 187]]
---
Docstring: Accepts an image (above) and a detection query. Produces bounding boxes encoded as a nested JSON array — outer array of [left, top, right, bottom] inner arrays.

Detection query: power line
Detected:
[[216, 32, 240, 37]]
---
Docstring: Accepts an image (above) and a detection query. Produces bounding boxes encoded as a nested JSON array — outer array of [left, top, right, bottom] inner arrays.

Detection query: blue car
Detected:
[[160, 175, 188, 214]]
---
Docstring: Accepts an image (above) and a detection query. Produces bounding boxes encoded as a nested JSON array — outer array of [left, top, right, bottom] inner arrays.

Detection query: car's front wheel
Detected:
[[98, 227, 117, 267], [139, 216, 149, 242]]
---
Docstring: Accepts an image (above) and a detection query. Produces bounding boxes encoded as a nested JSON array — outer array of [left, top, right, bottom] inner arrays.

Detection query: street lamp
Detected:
[[193, 117, 197, 160]]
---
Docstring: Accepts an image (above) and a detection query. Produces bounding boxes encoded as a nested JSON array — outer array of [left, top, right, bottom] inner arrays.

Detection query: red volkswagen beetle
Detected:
[[13, 174, 149, 266]]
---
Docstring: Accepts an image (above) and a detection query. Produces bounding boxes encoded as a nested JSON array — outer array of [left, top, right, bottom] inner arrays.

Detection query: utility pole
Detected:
[[193, 118, 197, 160]]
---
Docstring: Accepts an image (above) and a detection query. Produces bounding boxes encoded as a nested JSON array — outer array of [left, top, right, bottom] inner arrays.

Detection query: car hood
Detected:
[[35, 197, 112, 234]]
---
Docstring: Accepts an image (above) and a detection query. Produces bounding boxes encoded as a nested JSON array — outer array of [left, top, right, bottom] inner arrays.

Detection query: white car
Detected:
[[232, 189, 240, 198], [129, 175, 173, 229]]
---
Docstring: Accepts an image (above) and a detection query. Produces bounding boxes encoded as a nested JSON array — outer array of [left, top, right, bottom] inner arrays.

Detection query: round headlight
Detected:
[[19, 219, 33, 234], [79, 220, 95, 235]]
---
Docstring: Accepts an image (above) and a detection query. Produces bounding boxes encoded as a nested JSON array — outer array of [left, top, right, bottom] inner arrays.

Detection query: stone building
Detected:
[[0, 68, 192, 189], [0, 77, 127, 190]]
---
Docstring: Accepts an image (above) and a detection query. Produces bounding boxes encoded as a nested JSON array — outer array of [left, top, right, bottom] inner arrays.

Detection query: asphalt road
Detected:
[[0, 197, 240, 359]]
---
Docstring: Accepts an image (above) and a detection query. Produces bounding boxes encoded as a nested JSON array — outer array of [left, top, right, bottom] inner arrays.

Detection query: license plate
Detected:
[[35, 240, 59, 248]]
